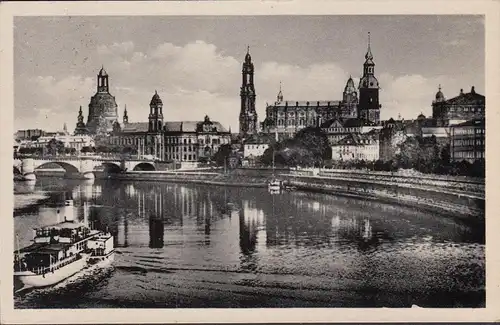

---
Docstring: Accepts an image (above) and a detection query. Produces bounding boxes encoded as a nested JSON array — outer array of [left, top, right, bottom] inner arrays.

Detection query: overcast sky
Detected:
[[14, 15, 484, 132]]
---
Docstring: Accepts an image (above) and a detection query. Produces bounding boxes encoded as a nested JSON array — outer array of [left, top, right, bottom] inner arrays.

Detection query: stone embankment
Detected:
[[105, 168, 484, 220]]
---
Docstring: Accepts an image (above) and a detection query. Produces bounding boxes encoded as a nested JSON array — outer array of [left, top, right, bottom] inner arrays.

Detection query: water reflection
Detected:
[[13, 177, 485, 308]]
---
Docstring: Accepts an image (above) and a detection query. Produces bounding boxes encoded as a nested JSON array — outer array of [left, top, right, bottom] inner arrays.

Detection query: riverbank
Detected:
[[104, 170, 484, 222], [14, 193, 50, 210]]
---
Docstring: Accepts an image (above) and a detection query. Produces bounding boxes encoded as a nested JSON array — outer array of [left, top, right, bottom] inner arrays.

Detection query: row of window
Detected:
[[165, 154, 197, 161], [453, 151, 485, 159], [245, 145, 269, 150], [448, 106, 484, 113], [453, 139, 485, 146], [453, 128, 485, 135]]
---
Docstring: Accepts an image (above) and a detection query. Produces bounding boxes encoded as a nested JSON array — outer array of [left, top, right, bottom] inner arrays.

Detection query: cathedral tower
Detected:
[[239, 46, 258, 137], [86, 66, 119, 135], [149, 91, 164, 133], [358, 33, 381, 124]]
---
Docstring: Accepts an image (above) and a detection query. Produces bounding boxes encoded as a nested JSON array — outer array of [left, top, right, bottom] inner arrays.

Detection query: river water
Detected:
[[13, 177, 485, 308]]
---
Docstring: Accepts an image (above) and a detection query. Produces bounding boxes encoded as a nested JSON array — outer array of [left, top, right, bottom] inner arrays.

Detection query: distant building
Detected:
[[18, 134, 94, 153], [16, 129, 45, 141], [321, 117, 381, 145], [432, 85, 485, 127], [262, 33, 381, 140], [331, 130, 380, 162], [239, 47, 258, 138], [450, 118, 485, 163], [242, 133, 274, 165], [108, 92, 230, 166]]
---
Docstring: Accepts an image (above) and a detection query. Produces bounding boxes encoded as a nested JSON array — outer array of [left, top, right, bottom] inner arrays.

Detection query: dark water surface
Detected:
[[13, 177, 485, 308]]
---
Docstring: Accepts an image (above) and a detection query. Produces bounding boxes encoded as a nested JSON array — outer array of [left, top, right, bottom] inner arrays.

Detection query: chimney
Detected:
[[460, 88, 464, 95], [471, 86, 476, 94]]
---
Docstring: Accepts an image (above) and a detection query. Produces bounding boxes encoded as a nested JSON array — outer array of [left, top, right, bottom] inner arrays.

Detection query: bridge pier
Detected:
[[21, 158, 36, 181], [80, 159, 95, 179]]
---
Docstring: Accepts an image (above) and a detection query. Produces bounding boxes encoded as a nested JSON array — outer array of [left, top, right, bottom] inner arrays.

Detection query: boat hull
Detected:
[[14, 256, 88, 288]]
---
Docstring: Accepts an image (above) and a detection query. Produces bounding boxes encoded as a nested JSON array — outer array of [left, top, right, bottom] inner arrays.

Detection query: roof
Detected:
[[268, 100, 341, 108], [165, 121, 229, 133], [40, 221, 88, 230], [121, 122, 149, 133], [244, 133, 274, 144], [442, 87, 485, 106], [451, 118, 485, 128], [335, 131, 379, 146]]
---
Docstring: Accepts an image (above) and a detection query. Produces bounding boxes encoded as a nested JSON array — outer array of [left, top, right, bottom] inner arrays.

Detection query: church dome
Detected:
[[150, 91, 163, 106], [435, 85, 445, 102]]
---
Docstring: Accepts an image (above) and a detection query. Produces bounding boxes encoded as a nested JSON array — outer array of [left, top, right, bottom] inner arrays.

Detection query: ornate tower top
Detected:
[[365, 32, 373, 61], [150, 90, 163, 106], [245, 45, 251, 63], [277, 81, 284, 103], [435, 84, 445, 102], [123, 104, 129, 124], [77, 106, 84, 123], [97, 66, 109, 93]]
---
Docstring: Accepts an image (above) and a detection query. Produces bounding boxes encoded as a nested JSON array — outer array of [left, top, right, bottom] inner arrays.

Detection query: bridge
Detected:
[[13, 156, 157, 180]]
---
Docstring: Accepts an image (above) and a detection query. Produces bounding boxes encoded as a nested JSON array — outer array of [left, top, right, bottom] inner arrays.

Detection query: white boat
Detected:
[[14, 203, 114, 288], [268, 179, 282, 192]]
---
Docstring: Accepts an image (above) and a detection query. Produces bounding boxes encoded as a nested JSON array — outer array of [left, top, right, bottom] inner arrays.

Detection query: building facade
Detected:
[[450, 118, 485, 163], [262, 33, 381, 140], [432, 86, 485, 127], [239, 47, 258, 138], [331, 130, 380, 162], [320, 117, 381, 145]]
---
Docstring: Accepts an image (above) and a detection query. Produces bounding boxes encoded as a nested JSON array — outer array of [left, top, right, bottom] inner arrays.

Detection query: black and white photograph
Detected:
[[1, 1, 499, 323]]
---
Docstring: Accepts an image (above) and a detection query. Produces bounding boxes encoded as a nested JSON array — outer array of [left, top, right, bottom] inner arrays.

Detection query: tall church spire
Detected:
[[123, 104, 129, 124], [277, 81, 284, 103], [358, 32, 381, 125], [365, 32, 373, 61], [240, 47, 257, 137]]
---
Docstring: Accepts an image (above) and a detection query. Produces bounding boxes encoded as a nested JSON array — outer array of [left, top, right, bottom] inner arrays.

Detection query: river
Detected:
[[13, 177, 485, 308]]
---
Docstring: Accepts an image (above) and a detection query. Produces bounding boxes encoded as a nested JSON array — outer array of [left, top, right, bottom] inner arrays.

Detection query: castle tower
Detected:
[[239, 46, 258, 137], [149, 91, 163, 133], [86, 66, 119, 135], [74, 105, 88, 135], [358, 33, 381, 124]]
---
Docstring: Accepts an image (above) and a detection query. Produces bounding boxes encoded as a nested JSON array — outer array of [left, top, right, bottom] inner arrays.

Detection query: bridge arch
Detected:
[[102, 162, 122, 174], [36, 161, 79, 174], [133, 162, 156, 171]]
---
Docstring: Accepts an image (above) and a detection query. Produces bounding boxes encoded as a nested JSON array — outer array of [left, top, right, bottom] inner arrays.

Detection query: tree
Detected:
[[46, 138, 65, 156], [213, 144, 233, 166]]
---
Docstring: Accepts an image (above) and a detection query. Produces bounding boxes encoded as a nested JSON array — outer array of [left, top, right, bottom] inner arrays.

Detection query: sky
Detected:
[[14, 15, 484, 133]]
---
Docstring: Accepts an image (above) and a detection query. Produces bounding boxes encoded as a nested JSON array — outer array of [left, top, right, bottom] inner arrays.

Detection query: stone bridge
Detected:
[[13, 156, 156, 180]]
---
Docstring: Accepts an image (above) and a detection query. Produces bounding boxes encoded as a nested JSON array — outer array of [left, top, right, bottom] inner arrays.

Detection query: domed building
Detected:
[[85, 67, 119, 135]]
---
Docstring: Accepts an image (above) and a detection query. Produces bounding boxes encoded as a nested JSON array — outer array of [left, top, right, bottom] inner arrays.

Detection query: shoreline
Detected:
[[14, 192, 50, 210], [106, 171, 484, 222], [27, 170, 485, 222]]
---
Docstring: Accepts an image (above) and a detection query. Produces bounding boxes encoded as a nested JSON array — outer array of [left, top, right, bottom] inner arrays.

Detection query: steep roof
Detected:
[[335, 131, 379, 146], [121, 122, 149, 133]]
